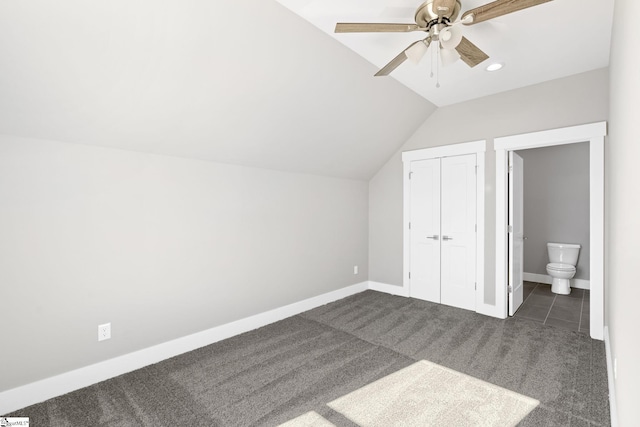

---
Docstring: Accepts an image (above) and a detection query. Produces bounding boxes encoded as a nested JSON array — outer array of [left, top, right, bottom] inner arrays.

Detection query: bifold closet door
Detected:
[[409, 154, 476, 311], [440, 154, 477, 311], [409, 158, 441, 302]]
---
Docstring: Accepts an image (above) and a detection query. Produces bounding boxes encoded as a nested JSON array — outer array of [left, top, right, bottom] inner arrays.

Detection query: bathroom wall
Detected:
[[516, 143, 590, 280]]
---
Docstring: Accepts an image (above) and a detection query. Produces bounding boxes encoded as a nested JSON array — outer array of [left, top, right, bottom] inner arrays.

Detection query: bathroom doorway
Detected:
[[511, 143, 590, 330], [494, 122, 606, 340]]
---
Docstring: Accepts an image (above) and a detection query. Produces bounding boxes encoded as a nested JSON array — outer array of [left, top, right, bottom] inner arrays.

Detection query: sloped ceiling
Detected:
[[276, 0, 614, 107], [0, 0, 436, 180]]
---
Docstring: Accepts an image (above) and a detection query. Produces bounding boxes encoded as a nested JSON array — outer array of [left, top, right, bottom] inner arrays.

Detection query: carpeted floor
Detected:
[[6, 290, 610, 426]]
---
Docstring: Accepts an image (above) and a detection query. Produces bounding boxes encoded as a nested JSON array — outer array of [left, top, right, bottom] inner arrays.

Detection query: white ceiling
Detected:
[[0, 0, 436, 180], [0, 1, 615, 180], [275, 0, 614, 106]]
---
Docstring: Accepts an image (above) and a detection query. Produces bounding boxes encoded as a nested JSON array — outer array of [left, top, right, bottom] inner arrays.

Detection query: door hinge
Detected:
[[475, 282, 477, 290], [508, 285, 513, 293], [475, 224, 477, 232], [409, 171, 413, 180], [507, 225, 513, 233], [409, 272, 411, 279], [409, 222, 411, 230]]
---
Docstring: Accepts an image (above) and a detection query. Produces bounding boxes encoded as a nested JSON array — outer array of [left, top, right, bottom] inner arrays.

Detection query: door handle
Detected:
[[442, 235, 453, 241], [426, 235, 439, 240]]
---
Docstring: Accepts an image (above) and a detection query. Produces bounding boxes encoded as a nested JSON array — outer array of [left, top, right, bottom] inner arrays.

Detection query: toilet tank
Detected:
[[547, 242, 581, 266]]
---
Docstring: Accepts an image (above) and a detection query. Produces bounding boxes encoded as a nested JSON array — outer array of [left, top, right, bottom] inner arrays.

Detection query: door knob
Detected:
[[426, 235, 439, 240], [442, 235, 453, 241]]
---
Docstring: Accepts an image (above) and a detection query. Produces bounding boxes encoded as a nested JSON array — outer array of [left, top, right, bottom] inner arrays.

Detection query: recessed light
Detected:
[[486, 62, 504, 72]]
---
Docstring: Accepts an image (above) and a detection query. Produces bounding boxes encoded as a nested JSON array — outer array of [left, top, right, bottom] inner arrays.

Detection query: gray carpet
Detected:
[[6, 290, 610, 426]]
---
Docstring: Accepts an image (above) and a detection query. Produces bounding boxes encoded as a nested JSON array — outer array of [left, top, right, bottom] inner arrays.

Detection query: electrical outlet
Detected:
[[354, 265, 358, 275], [98, 323, 111, 341]]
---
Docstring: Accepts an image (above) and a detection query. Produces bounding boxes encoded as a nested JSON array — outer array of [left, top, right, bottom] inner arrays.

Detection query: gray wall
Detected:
[[0, 135, 369, 392], [607, 0, 640, 424], [369, 68, 609, 306], [516, 143, 590, 280]]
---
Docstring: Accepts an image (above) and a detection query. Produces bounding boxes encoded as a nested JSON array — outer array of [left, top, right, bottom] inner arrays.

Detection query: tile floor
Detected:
[[514, 281, 590, 334]]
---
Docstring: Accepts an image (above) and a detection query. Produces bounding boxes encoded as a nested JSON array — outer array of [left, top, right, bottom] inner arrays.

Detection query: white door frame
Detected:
[[402, 140, 490, 315], [494, 122, 606, 340]]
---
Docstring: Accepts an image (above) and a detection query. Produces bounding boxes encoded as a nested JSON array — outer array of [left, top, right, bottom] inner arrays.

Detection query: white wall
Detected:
[[607, 0, 640, 424], [0, 0, 436, 181], [369, 68, 609, 306], [0, 136, 369, 393]]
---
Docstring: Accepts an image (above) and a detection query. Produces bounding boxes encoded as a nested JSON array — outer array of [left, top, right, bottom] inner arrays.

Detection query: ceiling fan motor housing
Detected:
[[415, 0, 462, 27]]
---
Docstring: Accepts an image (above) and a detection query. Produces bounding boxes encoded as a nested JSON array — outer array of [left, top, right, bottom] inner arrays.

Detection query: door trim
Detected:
[[494, 121, 606, 340], [402, 140, 487, 314]]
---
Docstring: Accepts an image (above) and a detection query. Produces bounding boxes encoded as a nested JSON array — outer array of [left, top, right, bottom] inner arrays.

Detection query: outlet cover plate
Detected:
[[98, 323, 111, 341]]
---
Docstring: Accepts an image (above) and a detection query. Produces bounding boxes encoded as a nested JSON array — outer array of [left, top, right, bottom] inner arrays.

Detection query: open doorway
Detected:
[[510, 144, 591, 332], [494, 122, 606, 340]]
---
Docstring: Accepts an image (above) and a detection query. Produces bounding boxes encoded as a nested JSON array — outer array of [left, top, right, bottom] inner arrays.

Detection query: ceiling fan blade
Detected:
[[335, 23, 423, 33], [461, 0, 552, 25], [375, 40, 426, 76], [432, 0, 458, 16], [375, 51, 409, 77], [455, 37, 489, 67]]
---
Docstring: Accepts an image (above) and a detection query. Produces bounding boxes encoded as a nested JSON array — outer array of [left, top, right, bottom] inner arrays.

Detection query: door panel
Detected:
[[409, 159, 441, 302], [509, 152, 524, 315], [440, 154, 476, 311]]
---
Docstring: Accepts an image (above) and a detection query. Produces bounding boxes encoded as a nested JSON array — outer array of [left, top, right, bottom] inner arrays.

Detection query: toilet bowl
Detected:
[[546, 243, 581, 295], [546, 263, 576, 295]]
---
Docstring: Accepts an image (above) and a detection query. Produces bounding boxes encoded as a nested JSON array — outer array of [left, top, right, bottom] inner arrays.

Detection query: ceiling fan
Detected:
[[335, 0, 552, 76]]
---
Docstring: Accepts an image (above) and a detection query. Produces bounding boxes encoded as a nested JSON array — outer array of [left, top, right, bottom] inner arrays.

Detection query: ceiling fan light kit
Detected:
[[440, 48, 461, 67], [406, 39, 431, 64], [335, 0, 554, 79], [439, 25, 463, 50]]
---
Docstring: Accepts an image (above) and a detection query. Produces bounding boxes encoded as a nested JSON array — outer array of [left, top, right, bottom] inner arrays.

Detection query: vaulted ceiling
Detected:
[[0, 1, 613, 180], [277, 0, 614, 106]]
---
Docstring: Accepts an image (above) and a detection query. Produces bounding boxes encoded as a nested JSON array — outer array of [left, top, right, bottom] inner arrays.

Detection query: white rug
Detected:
[[327, 360, 539, 427], [279, 411, 336, 427]]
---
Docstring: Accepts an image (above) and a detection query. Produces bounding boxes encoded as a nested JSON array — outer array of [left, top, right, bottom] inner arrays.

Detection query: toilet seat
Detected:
[[546, 262, 576, 272]]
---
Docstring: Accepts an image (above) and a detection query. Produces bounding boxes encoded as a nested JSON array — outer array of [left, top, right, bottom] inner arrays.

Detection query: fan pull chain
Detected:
[[436, 44, 441, 88], [430, 43, 435, 78]]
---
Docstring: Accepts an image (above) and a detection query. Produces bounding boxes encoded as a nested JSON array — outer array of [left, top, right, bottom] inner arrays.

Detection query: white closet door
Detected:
[[409, 159, 441, 303], [440, 154, 477, 311]]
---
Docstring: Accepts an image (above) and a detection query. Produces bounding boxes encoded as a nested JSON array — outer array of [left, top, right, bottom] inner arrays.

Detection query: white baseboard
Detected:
[[0, 282, 369, 415], [571, 278, 590, 290], [604, 326, 618, 427], [367, 281, 409, 297], [523, 272, 590, 290], [523, 272, 552, 284]]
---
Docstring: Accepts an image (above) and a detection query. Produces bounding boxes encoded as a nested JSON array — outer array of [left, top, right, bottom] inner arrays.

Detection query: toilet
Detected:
[[546, 243, 581, 295]]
